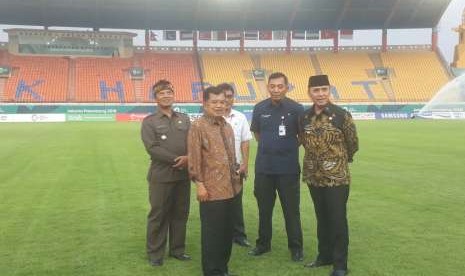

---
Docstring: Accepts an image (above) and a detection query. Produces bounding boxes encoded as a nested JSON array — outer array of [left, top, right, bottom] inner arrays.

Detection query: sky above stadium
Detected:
[[0, 0, 464, 64]]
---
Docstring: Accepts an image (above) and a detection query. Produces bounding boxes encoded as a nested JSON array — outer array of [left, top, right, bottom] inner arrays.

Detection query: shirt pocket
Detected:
[[175, 118, 189, 131], [155, 125, 169, 134], [154, 125, 169, 144], [260, 115, 272, 131]]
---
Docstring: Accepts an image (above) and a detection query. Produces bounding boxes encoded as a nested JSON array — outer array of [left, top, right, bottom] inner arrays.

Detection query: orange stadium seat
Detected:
[[3, 54, 69, 102], [137, 52, 200, 102], [74, 57, 135, 103]]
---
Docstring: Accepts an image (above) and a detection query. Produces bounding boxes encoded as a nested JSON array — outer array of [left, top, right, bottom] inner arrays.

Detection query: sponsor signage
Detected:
[[66, 113, 116, 122], [376, 112, 411, 119], [116, 113, 150, 122], [66, 108, 117, 114], [351, 112, 376, 120], [0, 114, 66, 123], [416, 111, 465, 119]]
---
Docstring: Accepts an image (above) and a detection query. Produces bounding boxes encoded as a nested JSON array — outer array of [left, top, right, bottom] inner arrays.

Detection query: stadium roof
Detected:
[[0, 0, 452, 30]]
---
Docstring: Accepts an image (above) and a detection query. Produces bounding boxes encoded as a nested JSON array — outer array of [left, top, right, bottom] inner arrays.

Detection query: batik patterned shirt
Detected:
[[188, 115, 242, 201], [300, 103, 359, 187]]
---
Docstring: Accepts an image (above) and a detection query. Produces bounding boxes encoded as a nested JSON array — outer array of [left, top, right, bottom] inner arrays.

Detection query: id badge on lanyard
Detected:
[[279, 116, 286, 137]]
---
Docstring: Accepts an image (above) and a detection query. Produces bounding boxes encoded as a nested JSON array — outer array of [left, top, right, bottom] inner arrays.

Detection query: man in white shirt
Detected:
[[218, 83, 253, 247]]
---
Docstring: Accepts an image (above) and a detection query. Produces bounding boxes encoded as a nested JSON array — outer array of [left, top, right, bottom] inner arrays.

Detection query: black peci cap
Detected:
[[308, 75, 330, 87]]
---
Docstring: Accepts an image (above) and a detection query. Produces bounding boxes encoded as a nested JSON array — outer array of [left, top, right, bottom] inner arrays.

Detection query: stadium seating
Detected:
[[259, 52, 316, 102], [381, 51, 450, 101], [74, 57, 135, 102], [0, 49, 451, 104], [137, 52, 200, 102], [317, 52, 389, 102], [3, 54, 69, 102], [200, 52, 263, 102]]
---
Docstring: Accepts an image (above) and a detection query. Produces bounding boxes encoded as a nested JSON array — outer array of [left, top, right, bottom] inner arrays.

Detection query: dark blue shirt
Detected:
[[251, 97, 304, 175]]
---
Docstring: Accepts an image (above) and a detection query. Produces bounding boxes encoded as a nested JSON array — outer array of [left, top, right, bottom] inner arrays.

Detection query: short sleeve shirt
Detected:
[[224, 109, 253, 164], [250, 97, 304, 175]]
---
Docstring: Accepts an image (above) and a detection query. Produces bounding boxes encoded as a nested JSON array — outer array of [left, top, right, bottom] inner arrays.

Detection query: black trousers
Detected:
[[309, 185, 350, 270], [232, 182, 247, 240], [146, 179, 191, 261], [200, 196, 236, 276], [254, 173, 303, 252]]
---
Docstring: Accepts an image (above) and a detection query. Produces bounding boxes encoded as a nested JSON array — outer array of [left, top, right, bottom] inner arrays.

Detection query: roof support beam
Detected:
[[384, 0, 402, 28], [408, 0, 427, 25], [288, 0, 301, 29], [336, 0, 352, 29], [39, 0, 51, 28], [94, 0, 103, 30]]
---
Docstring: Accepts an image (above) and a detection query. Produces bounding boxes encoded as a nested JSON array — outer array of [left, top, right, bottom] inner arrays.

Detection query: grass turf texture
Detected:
[[1, 120, 464, 276]]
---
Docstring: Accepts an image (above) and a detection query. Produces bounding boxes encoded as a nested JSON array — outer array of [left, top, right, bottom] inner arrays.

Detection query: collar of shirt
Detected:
[[154, 109, 178, 119], [307, 102, 334, 119], [203, 114, 226, 126], [265, 97, 292, 109], [224, 109, 239, 120]]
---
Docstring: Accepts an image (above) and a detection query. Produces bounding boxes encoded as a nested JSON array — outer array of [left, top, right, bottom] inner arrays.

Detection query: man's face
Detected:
[[155, 88, 175, 108], [203, 93, 226, 117], [309, 85, 331, 108], [267, 77, 288, 102], [224, 89, 235, 109]]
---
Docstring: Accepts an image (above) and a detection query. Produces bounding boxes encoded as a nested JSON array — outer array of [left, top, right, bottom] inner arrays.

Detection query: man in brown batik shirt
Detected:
[[188, 86, 241, 276]]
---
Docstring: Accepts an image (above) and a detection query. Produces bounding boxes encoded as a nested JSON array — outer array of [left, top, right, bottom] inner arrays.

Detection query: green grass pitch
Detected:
[[1, 120, 464, 276]]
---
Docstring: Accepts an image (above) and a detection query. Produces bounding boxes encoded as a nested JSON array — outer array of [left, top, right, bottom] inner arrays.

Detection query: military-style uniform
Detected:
[[300, 103, 358, 271], [141, 110, 191, 262]]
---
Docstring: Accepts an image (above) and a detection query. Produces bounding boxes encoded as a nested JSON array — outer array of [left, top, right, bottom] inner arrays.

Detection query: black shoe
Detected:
[[248, 247, 270, 256], [169, 253, 191, 261], [330, 269, 347, 276], [304, 259, 332, 268], [149, 259, 163, 266], [291, 250, 304, 262], [233, 237, 251, 247]]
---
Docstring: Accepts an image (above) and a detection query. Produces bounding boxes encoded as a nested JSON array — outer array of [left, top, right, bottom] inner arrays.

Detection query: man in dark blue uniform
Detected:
[[248, 72, 304, 262]]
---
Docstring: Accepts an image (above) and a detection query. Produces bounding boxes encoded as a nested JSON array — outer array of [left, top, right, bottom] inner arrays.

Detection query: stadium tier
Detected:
[[138, 53, 200, 102], [74, 57, 135, 102], [2, 53, 69, 102], [0, 49, 451, 103], [381, 51, 450, 101], [200, 52, 263, 101], [317, 52, 389, 102], [259, 53, 316, 102]]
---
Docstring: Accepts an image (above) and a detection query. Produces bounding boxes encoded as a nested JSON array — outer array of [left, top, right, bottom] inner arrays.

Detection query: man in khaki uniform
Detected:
[[141, 80, 191, 266]]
